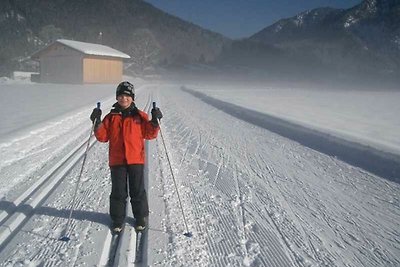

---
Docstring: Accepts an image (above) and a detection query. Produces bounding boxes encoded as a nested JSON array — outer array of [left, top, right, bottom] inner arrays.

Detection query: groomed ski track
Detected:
[[0, 83, 398, 266], [0, 89, 155, 266]]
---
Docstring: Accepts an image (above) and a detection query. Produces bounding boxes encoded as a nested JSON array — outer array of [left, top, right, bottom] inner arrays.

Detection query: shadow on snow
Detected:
[[0, 200, 180, 251], [182, 86, 400, 184]]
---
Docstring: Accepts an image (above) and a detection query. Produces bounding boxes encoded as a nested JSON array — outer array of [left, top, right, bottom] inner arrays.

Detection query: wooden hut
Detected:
[[31, 39, 130, 84]]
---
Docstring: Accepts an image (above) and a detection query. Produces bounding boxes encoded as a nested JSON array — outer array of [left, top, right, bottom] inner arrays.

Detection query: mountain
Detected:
[[247, 0, 400, 81], [0, 0, 230, 76], [215, 0, 399, 83], [2, 0, 398, 83]]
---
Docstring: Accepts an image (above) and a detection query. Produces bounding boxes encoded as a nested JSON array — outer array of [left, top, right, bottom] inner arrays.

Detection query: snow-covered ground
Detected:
[[0, 78, 399, 266], [181, 82, 400, 156]]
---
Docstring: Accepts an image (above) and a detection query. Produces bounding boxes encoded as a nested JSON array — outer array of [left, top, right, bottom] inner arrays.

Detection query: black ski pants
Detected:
[[109, 164, 149, 225]]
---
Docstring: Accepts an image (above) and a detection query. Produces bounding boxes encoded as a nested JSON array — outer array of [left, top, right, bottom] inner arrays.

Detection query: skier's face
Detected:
[[117, 94, 133, 110]]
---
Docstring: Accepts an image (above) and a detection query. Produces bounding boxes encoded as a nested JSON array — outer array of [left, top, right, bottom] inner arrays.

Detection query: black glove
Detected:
[[151, 107, 163, 125], [90, 108, 102, 125]]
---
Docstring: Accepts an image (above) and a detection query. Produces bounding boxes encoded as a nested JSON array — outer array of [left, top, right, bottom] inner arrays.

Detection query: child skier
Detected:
[[90, 81, 162, 232]]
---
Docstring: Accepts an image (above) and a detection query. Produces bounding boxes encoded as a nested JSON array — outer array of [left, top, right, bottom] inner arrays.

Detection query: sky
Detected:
[[144, 0, 362, 39]]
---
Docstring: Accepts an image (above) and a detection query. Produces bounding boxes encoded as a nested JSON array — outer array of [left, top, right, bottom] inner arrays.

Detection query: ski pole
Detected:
[[60, 102, 101, 242], [154, 102, 192, 238]]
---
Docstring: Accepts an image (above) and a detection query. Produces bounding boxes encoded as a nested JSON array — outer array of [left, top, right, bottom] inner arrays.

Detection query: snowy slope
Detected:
[[0, 80, 399, 266]]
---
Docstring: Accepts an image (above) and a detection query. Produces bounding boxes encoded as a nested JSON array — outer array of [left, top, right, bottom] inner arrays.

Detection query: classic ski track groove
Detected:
[[0, 89, 152, 266], [0, 139, 88, 225], [0, 136, 97, 250]]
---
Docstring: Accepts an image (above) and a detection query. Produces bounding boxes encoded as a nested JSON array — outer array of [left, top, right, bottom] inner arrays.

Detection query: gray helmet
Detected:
[[116, 81, 135, 99]]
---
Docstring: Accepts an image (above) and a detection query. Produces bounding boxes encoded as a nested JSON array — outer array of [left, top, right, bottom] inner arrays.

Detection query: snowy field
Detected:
[[0, 78, 399, 266], [181, 81, 400, 156]]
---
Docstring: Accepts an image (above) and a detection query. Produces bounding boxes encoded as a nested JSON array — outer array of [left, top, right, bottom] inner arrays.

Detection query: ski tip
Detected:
[[184, 232, 193, 238], [59, 236, 70, 242]]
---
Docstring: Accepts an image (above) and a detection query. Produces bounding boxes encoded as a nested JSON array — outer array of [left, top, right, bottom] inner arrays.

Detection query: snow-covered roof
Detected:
[[32, 39, 130, 59], [57, 39, 130, 58]]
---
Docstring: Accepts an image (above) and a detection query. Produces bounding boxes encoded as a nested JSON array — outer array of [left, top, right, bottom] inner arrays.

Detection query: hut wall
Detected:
[[83, 57, 123, 84]]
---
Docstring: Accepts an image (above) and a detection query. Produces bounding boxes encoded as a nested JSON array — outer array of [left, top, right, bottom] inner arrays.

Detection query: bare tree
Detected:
[[126, 29, 161, 73], [39, 25, 63, 45]]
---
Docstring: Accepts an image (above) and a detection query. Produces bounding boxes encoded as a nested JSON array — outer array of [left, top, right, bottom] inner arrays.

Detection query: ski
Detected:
[[107, 228, 124, 266], [134, 229, 146, 263]]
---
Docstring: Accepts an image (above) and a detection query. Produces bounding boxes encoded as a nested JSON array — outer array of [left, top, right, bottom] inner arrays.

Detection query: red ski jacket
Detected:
[[95, 107, 159, 166]]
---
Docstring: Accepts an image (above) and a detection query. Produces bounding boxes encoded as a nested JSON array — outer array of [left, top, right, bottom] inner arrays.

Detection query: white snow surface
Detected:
[[185, 83, 400, 156], [0, 78, 399, 267], [57, 39, 131, 59]]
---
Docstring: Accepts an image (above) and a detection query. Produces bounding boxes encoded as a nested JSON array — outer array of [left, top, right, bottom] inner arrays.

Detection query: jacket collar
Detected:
[[111, 102, 139, 117]]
